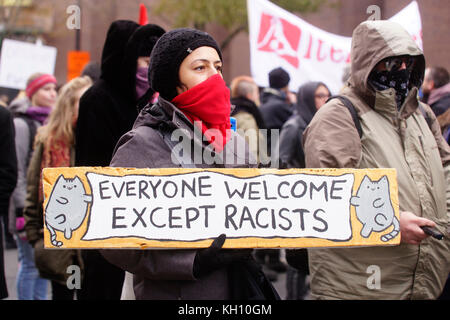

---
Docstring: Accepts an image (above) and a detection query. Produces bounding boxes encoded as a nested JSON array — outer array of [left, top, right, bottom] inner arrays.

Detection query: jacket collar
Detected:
[[372, 86, 419, 120]]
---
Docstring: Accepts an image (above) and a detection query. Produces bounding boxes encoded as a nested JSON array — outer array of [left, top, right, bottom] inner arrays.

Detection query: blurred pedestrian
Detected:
[[230, 75, 268, 163], [278, 81, 331, 300], [279, 81, 331, 169], [303, 20, 449, 299], [255, 67, 295, 278], [24, 76, 92, 300], [74, 20, 165, 300], [8, 72, 57, 300], [421, 67, 450, 143], [0, 106, 18, 299], [260, 67, 294, 153], [100, 28, 279, 300], [81, 61, 101, 83]]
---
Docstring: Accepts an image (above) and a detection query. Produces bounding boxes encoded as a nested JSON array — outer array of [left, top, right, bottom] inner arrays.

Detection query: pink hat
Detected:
[[25, 74, 57, 98]]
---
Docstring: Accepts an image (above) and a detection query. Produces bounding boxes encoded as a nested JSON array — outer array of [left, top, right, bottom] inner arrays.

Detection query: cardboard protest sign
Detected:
[[0, 39, 57, 90], [42, 167, 400, 249]]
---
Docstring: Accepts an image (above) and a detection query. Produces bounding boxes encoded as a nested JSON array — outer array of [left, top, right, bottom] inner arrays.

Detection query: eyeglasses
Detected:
[[383, 56, 415, 72], [315, 93, 331, 99]]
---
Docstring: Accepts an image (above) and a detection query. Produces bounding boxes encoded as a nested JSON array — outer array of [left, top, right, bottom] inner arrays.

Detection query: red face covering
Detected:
[[172, 74, 232, 152]]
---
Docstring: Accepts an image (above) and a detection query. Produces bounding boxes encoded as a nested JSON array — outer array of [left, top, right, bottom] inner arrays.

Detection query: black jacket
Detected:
[[73, 20, 166, 300], [259, 88, 292, 131], [278, 82, 328, 169], [0, 107, 17, 215], [259, 88, 293, 153], [75, 20, 139, 167], [75, 21, 164, 167], [0, 107, 17, 299]]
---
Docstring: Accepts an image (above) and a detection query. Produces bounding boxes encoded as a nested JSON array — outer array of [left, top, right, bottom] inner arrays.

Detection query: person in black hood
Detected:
[[278, 81, 331, 169], [74, 20, 165, 300], [259, 67, 295, 155]]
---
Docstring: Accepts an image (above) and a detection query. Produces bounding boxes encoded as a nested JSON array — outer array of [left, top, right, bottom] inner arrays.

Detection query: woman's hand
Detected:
[[400, 211, 436, 245]]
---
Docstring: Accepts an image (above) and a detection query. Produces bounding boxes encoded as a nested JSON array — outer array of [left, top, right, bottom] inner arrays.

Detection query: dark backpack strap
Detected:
[[326, 95, 363, 138], [417, 103, 433, 130], [15, 114, 37, 167]]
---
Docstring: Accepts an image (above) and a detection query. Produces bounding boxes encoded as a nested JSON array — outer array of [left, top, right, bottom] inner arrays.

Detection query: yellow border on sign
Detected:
[[42, 167, 399, 249]]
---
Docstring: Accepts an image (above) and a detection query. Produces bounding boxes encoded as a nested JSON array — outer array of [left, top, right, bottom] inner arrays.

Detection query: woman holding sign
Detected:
[[101, 28, 279, 300]]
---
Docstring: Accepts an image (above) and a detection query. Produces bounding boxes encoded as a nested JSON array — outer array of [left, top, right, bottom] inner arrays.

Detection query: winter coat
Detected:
[[7, 97, 41, 235], [231, 97, 268, 163], [23, 140, 83, 285], [100, 97, 258, 300], [303, 20, 450, 300], [0, 107, 17, 299], [278, 82, 328, 169], [437, 108, 450, 144], [0, 107, 17, 216], [75, 20, 143, 167], [428, 83, 450, 118], [74, 20, 141, 300], [259, 88, 293, 152]]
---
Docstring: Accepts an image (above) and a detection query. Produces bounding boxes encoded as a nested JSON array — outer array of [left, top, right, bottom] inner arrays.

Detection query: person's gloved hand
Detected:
[[193, 234, 252, 278]]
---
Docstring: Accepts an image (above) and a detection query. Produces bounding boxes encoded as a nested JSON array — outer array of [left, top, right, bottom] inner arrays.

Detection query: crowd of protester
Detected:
[[0, 18, 449, 301]]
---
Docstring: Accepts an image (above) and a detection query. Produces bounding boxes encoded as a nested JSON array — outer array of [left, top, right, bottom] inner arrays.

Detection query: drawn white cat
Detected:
[[350, 175, 399, 242], [44, 175, 92, 247]]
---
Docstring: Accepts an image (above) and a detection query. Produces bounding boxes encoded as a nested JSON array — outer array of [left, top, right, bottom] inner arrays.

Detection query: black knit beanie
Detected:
[[148, 28, 223, 101], [269, 67, 290, 89]]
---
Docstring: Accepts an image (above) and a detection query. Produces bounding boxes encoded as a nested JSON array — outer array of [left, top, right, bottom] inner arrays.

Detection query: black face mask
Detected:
[[369, 68, 411, 109]]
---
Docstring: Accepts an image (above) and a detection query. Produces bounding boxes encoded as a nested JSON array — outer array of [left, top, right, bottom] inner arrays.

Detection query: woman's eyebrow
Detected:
[[190, 59, 222, 65]]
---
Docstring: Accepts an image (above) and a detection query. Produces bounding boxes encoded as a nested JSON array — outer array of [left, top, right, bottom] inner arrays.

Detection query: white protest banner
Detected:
[[247, 0, 423, 94], [42, 167, 400, 249], [0, 39, 57, 89]]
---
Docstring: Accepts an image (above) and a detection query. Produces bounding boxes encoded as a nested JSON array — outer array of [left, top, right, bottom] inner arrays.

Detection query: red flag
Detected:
[[139, 3, 148, 25]]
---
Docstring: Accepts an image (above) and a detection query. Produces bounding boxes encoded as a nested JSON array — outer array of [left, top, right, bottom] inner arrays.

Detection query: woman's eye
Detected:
[[195, 65, 205, 71], [216, 65, 223, 72]]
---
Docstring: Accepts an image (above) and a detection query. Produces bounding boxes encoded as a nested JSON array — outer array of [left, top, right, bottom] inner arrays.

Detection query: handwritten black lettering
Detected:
[[99, 180, 111, 199], [330, 179, 346, 200], [310, 181, 328, 201], [132, 207, 147, 228], [225, 204, 238, 230], [313, 209, 328, 232], [278, 208, 292, 231], [168, 206, 182, 228], [255, 208, 269, 228], [224, 181, 247, 199], [149, 207, 165, 228], [239, 206, 256, 229], [293, 208, 309, 231], [198, 176, 212, 196], [112, 207, 126, 229], [185, 207, 200, 229]]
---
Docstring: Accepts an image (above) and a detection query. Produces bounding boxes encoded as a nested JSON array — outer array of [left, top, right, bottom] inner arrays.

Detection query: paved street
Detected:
[[4, 246, 19, 300]]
